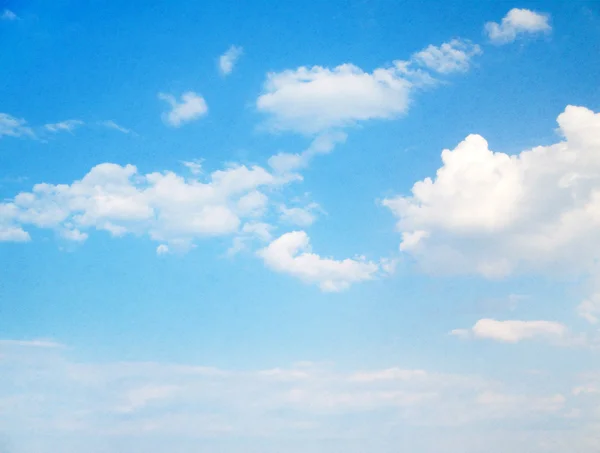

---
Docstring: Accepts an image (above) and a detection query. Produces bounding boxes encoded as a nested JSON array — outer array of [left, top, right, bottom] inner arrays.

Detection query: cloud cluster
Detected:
[[383, 105, 600, 280], [0, 161, 297, 250], [485, 8, 551, 44], [0, 340, 585, 451]]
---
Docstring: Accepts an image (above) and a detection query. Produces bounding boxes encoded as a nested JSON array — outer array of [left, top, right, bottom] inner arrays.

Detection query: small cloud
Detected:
[[577, 293, 600, 324], [158, 92, 208, 127], [1, 9, 17, 20], [45, 120, 84, 134], [0, 113, 34, 139], [181, 159, 203, 175], [156, 244, 169, 255], [219, 45, 243, 76], [450, 319, 567, 343], [412, 39, 481, 74], [485, 8, 551, 44], [100, 120, 132, 134], [278, 203, 321, 227]]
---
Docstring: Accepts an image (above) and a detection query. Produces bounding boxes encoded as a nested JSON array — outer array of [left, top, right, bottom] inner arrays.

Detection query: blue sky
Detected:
[[1, 1, 600, 452]]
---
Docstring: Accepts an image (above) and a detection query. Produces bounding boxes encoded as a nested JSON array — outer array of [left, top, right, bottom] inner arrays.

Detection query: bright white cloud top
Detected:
[[259, 231, 380, 291], [383, 105, 600, 279], [485, 8, 551, 44]]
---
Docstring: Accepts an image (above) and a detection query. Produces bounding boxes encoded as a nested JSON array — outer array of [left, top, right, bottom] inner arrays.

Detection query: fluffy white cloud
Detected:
[[0, 113, 34, 138], [383, 105, 600, 279], [451, 319, 567, 343], [158, 92, 208, 127], [45, 119, 84, 133], [1, 9, 17, 20], [256, 63, 416, 135], [0, 161, 297, 249], [485, 8, 551, 44], [412, 39, 481, 74], [256, 37, 484, 136], [258, 231, 379, 291], [219, 45, 243, 75], [100, 120, 131, 134]]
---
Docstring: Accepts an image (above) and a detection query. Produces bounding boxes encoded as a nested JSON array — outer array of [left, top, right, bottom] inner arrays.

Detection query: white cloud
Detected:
[[158, 92, 208, 127], [0, 113, 34, 138], [451, 319, 567, 343], [156, 244, 169, 255], [2, 344, 587, 449], [100, 120, 131, 134], [258, 231, 379, 291], [485, 8, 551, 44], [412, 39, 481, 74], [256, 63, 415, 135], [578, 294, 600, 324], [0, 160, 298, 251], [218, 45, 243, 75], [44, 119, 84, 133], [383, 105, 600, 279], [268, 131, 347, 173], [1, 9, 17, 20], [278, 202, 320, 227], [256, 37, 483, 136]]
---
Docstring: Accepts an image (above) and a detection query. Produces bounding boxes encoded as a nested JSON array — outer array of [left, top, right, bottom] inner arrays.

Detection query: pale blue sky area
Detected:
[[1, 1, 600, 452]]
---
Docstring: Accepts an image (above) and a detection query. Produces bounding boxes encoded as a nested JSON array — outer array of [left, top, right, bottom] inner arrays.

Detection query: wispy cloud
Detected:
[[0, 113, 34, 138], [99, 120, 132, 134], [45, 119, 84, 133], [1, 9, 17, 20], [218, 45, 243, 75]]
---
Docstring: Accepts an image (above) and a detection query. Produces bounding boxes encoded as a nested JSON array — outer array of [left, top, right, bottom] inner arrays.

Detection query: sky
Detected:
[[1, 1, 600, 452]]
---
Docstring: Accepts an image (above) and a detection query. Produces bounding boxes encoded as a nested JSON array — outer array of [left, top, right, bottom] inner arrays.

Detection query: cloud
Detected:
[[485, 8, 551, 44], [278, 202, 321, 227], [181, 159, 203, 175], [218, 45, 243, 75], [1, 9, 17, 20], [412, 39, 481, 74], [158, 92, 208, 127], [256, 37, 483, 136], [268, 131, 348, 173], [578, 294, 600, 324], [258, 231, 379, 291], [0, 160, 298, 249], [1, 342, 589, 451], [0, 113, 34, 138], [0, 339, 64, 348], [451, 319, 567, 343], [156, 244, 169, 255], [44, 120, 84, 133], [383, 105, 600, 279], [100, 120, 131, 134], [256, 63, 415, 135]]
